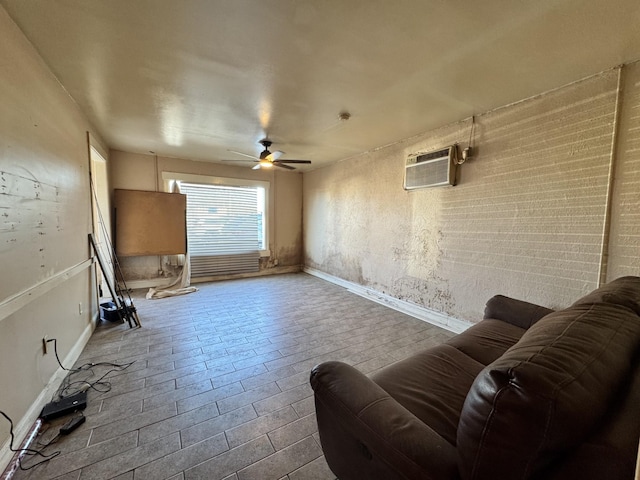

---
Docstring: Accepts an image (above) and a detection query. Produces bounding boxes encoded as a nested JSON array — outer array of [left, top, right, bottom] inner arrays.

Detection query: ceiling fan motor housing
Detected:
[[259, 139, 272, 159]]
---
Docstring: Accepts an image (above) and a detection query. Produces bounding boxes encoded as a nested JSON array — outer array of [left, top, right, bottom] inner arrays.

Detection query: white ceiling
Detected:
[[3, 0, 640, 171]]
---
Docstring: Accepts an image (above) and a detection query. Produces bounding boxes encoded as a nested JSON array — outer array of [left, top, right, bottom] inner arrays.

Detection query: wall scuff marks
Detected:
[[0, 171, 65, 295], [304, 68, 639, 323]]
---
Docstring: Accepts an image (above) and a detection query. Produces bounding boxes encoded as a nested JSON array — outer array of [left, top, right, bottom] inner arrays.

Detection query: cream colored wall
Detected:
[[304, 67, 640, 322], [109, 151, 303, 283], [0, 6, 103, 465], [274, 172, 303, 266]]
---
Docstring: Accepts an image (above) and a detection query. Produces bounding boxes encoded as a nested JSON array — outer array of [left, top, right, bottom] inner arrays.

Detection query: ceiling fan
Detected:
[[226, 140, 312, 170]]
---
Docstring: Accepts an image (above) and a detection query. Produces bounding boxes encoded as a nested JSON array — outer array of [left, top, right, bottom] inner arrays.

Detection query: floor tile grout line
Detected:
[[12, 274, 453, 480]]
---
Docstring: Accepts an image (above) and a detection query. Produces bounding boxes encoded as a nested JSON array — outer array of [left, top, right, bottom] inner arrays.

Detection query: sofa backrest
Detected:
[[571, 275, 640, 315], [457, 276, 640, 480]]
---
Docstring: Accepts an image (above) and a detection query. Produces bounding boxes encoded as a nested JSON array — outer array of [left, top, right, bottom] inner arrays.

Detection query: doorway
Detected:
[[89, 144, 114, 299]]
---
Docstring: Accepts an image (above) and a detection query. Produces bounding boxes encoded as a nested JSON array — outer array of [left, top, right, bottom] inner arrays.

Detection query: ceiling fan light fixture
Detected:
[[259, 159, 273, 168], [226, 139, 311, 170]]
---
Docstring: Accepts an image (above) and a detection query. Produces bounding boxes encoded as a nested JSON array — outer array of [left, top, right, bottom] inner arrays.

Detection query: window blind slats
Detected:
[[190, 253, 259, 277], [180, 182, 260, 275]]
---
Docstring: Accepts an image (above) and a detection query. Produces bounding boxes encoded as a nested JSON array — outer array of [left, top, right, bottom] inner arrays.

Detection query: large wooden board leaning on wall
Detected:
[[114, 189, 187, 256]]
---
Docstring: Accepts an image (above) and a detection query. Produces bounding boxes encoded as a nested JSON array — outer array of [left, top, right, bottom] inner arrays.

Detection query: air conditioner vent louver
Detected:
[[404, 145, 458, 190]]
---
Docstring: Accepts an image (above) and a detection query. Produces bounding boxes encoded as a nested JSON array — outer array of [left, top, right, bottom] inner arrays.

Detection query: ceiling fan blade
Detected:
[[274, 163, 295, 170], [228, 149, 260, 160], [274, 159, 312, 164], [266, 150, 284, 161], [222, 159, 258, 163]]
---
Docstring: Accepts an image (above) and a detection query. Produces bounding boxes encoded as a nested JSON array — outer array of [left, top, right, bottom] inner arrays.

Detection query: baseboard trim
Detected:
[[0, 320, 95, 473], [303, 267, 472, 334]]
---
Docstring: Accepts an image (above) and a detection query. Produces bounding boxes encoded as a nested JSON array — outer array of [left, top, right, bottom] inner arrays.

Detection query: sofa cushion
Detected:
[[446, 319, 526, 365], [457, 301, 640, 480], [372, 344, 484, 446], [571, 276, 640, 315], [535, 352, 640, 480]]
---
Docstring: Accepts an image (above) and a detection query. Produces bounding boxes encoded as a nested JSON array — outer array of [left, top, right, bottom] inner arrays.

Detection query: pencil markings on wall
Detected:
[[0, 171, 60, 269]]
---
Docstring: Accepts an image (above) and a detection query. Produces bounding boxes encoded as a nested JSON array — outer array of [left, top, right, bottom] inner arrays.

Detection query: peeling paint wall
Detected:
[[0, 6, 103, 462], [304, 68, 639, 322], [109, 151, 303, 284]]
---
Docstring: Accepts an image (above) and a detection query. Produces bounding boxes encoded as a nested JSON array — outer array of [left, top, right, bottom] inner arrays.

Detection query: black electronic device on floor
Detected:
[[40, 391, 87, 421]]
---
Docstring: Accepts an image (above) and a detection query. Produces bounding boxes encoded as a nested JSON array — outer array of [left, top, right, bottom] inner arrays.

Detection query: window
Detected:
[[162, 172, 269, 277], [179, 182, 266, 255]]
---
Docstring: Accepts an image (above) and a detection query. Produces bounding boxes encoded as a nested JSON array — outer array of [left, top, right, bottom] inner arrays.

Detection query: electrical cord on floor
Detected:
[[47, 338, 135, 400], [0, 341, 133, 471], [0, 410, 60, 470]]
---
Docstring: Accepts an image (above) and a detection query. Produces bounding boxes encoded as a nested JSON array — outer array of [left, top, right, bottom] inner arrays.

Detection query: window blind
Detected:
[[180, 182, 260, 276]]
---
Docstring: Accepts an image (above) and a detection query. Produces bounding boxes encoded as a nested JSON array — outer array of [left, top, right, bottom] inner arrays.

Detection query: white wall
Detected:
[[0, 6, 104, 467], [304, 66, 640, 322]]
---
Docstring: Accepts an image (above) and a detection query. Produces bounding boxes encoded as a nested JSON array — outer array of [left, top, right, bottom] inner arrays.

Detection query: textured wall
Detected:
[[304, 68, 638, 322], [109, 151, 303, 283], [608, 62, 640, 278]]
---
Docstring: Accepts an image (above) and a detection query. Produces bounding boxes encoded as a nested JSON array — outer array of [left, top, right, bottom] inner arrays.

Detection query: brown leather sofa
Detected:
[[310, 276, 640, 480]]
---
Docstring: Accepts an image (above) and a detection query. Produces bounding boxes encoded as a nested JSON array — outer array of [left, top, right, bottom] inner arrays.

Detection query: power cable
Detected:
[[47, 338, 134, 400], [0, 411, 60, 470]]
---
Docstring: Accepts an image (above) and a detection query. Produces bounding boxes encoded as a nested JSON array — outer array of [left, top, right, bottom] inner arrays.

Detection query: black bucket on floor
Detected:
[[100, 301, 122, 323]]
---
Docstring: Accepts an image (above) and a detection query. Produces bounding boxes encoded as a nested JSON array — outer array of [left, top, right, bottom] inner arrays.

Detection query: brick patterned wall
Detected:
[[438, 71, 618, 312], [304, 67, 639, 322]]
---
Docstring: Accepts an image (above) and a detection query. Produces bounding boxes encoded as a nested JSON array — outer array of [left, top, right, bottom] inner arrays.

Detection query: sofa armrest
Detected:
[[483, 294, 553, 329], [310, 361, 458, 480]]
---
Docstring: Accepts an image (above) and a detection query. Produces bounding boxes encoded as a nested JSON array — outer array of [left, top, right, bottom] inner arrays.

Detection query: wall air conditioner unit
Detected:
[[404, 145, 458, 190]]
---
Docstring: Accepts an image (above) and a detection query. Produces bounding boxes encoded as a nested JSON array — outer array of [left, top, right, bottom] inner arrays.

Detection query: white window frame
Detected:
[[162, 171, 270, 257]]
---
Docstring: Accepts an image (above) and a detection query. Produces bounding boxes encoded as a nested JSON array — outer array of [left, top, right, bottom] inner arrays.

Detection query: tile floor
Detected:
[[13, 273, 453, 480]]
